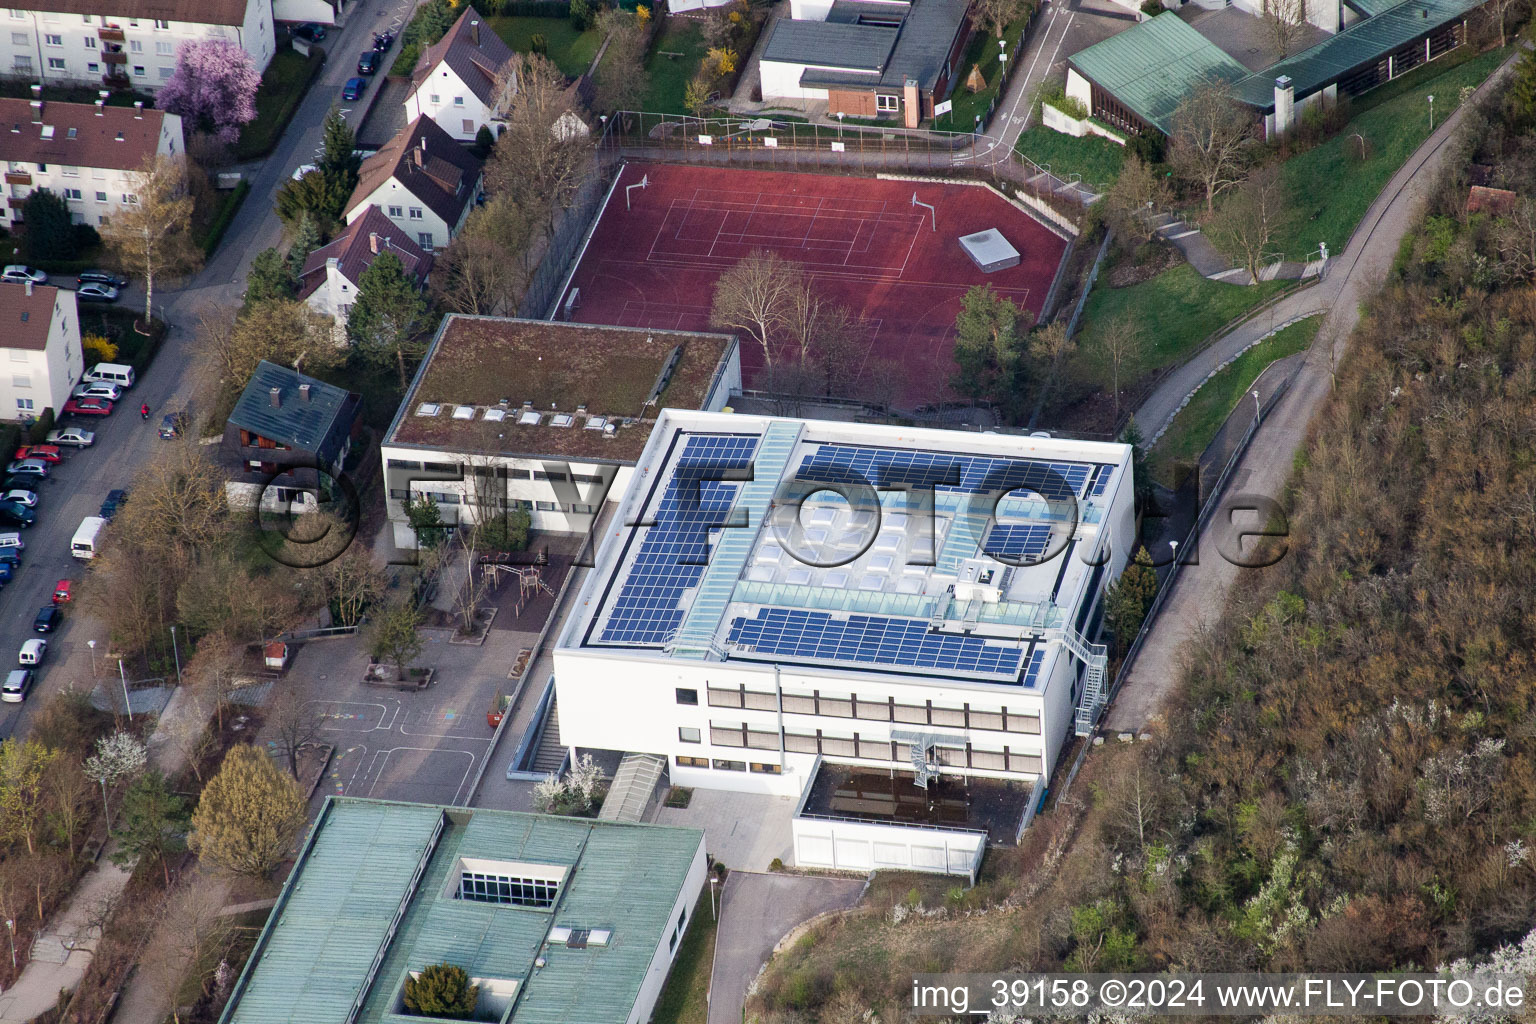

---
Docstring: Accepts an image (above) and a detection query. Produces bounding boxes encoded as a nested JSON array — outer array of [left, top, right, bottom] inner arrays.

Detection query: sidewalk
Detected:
[[0, 685, 203, 1023]]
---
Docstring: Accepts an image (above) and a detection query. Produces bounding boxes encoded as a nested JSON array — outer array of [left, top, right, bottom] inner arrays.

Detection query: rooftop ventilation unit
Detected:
[[452, 405, 475, 420], [484, 408, 505, 422], [415, 403, 441, 417]]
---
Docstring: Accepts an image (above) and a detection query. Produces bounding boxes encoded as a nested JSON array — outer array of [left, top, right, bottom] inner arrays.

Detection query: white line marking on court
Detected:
[[364, 746, 477, 804]]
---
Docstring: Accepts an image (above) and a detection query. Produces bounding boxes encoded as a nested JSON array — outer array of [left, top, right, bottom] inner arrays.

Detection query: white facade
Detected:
[[2, 2, 273, 89], [0, 284, 82, 420], [758, 60, 832, 103], [345, 177, 468, 252], [627, 837, 706, 1024], [554, 411, 1137, 805], [271, 0, 335, 26], [791, 810, 987, 882], [0, 107, 183, 228], [405, 62, 499, 142]]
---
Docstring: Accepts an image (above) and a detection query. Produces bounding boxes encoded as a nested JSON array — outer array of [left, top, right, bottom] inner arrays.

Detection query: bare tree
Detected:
[[969, 0, 1024, 38], [320, 543, 388, 630], [1168, 79, 1256, 214], [1027, 320, 1077, 421], [454, 456, 508, 636], [166, 696, 221, 784], [432, 195, 537, 315], [710, 250, 801, 367], [267, 685, 329, 780], [1206, 164, 1286, 281], [1497, 198, 1536, 281], [486, 54, 594, 218], [1261, 0, 1309, 59], [46, 763, 93, 860], [207, 298, 343, 403], [593, 9, 651, 115], [141, 880, 234, 1024], [183, 633, 247, 731], [1485, 0, 1525, 48], [1087, 315, 1143, 423], [99, 153, 202, 323], [1101, 153, 1174, 242]]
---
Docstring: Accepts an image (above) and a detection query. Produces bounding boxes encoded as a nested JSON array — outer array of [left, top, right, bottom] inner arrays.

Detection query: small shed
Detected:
[[264, 642, 290, 671], [958, 229, 1021, 273]]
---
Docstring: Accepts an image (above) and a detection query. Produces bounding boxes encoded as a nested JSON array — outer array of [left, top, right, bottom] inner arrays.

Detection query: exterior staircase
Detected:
[[531, 700, 567, 775], [598, 753, 667, 822], [1060, 627, 1109, 736]]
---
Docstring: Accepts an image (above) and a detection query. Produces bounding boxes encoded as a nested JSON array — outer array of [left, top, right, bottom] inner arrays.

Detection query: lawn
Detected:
[[641, 19, 710, 116], [1078, 263, 1291, 379], [1267, 45, 1509, 260], [652, 889, 717, 1024], [234, 48, 324, 161], [933, 15, 1029, 133], [1154, 314, 1320, 468], [1014, 123, 1127, 189], [487, 15, 601, 77]]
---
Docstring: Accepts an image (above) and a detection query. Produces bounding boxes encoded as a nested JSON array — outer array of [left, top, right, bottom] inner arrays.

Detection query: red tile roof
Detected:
[[0, 99, 172, 172], [0, 283, 62, 351], [411, 7, 515, 108], [344, 115, 483, 229], [298, 205, 433, 299], [22, 0, 248, 24]]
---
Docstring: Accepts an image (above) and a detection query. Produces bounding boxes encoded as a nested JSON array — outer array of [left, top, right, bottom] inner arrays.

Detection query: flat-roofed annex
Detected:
[[385, 317, 740, 462]]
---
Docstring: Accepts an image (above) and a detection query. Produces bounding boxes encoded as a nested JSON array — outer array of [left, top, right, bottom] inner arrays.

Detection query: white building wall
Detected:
[[0, 289, 80, 420], [625, 836, 707, 1024], [271, 0, 336, 26], [405, 64, 497, 142], [1065, 67, 1093, 111], [347, 180, 455, 252], [758, 60, 831, 102], [791, 815, 986, 881]]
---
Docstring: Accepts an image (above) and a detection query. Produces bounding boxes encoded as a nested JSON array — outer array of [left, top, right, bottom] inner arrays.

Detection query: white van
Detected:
[[0, 532, 24, 550], [71, 516, 106, 559], [82, 363, 135, 389]]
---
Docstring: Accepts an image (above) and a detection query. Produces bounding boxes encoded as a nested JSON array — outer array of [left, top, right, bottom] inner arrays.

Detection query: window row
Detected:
[[456, 871, 558, 908], [704, 685, 1040, 734], [9, 12, 171, 26], [674, 755, 780, 774], [695, 722, 1043, 774], [387, 460, 605, 484], [388, 490, 594, 515], [17, 55, 174, 77]]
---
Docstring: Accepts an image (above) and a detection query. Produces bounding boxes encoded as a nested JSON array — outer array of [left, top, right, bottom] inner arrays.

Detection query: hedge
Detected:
[[0, 424, 21, 461], [25, 409, 55, 446], [197, 181, 250, 256], [31, 258, 99, 276], [234, 48, 326, 160]]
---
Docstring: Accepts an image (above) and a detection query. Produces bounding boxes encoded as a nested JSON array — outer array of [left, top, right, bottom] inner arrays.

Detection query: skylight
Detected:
[[415, 402, 441, 417], [484, 408, 505, 422], [452, 405, 475, 420]]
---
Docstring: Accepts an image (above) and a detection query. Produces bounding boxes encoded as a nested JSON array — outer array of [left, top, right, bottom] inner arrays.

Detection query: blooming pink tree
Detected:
[[157, 39, 260, 145]]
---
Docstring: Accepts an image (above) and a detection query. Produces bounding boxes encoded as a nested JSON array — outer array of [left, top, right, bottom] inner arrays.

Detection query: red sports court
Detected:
[[557, 163, 1069, 408]]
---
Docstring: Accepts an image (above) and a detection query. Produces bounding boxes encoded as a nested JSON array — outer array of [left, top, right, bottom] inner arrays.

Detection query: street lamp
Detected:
[[1169, 539, 1179, 567], [118, 659, 132, 722], [709, 875, 719, 920], [170, 625, 182, 687], [1251, 389, 1262, 427], [87, 638, 96, 678], [1428, 93, 1435, 131], [5, 919, 14, 972], [835, 111, 844, 139]]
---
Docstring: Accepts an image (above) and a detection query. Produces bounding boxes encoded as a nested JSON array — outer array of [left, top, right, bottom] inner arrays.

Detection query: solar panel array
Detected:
[[599, 434, 758, 645], [1021, 647, 1046, 688], [797, 444, 1093, 502], [727, 608, 1026, 679], [982, 523, 1051, 562]]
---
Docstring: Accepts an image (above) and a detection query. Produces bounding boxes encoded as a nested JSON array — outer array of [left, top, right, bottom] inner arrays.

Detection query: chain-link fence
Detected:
[[517, 149, 623, 319]]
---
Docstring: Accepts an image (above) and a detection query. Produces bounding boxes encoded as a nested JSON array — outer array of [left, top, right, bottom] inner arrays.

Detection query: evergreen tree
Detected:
[[274, 170, 349, 234], [403, 963, 478, 1018], [110, 769, 188, 884], [244, 247, 296, 310], [1509, 50, 1536, 130], [318, 107, 361, 197], [20, 189, 79, 262], [347, 250, 428, 386], [952, 284, 1033, 417], [1104, 546, 1158, 655], [287, 213, 322, 280]]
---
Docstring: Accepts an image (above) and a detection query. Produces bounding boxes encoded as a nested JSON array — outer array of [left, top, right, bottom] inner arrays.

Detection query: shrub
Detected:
[[570, 0, 592, 30], [26, 408, 54, 445], [529, 31, 547, 54], [21, 189, 79, 262], [1140, 0, 1162, 13], [403, 963, 479, 1018], [82, 334, 118, 363], [1039, 81, 1088, 120]]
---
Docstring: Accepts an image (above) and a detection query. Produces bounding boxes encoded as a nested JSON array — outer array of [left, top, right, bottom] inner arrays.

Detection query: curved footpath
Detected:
[[1105, 48, 1522, 733]]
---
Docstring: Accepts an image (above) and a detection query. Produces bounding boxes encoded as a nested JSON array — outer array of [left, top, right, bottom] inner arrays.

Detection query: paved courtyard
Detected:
[[654, 788, 796, 872]]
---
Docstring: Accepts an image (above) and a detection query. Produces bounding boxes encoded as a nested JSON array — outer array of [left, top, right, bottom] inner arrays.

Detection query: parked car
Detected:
[[357, 50, 380, 74], [32, 606, 59, 633], [72, 382, 122, 401], [159, 410, 188, 440], [2, 489, 36, 508], [77, 270, 128, 288], [75, 282, 119, 303], [373, 29, 395, 50], [0, 549, 22, 568], [1, 265, 46, 285], [291, 21, 326, 41], [63, 397, 113, 416], [5, 460, 48, 478], [2, 670, 34, 703], [0, 533, 24, 550], [0, 502, 36, 528], [342, 77, 367, 101], [51, 579, 71, 604], [0, 478, 37, 494], [18, 639, 45, 666], [45, 427, 94, 448], [99, 488, 128, 520], [13, 445, 62, 464]]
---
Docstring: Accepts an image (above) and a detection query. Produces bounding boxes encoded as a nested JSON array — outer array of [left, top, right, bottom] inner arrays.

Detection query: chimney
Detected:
[[1272, 75, 1295, 137], [414, 146, 424, 168], [133, 100, 143, 119], [269, 386, 282, 408], [470, 18, 479, 44], [29, 100, 42, 124], [369, 232, 379, 254], [299, 383, 312, 402], [94, 99, 105, 116]]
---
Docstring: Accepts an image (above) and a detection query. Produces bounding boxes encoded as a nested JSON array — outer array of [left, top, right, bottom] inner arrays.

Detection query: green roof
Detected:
[[222, 799, 704, 1024], [1067, 14, 1248, 132]]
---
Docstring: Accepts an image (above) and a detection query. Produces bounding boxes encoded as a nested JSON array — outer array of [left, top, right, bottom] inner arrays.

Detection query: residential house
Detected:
[[217, 799, 706, 1024], [222, 359, 362, 513], [0, 95, 183, 228], [0, 280, 82, 421], [757, 0, 972, 127], [403, 6, 514, 142], [3, 0, 274, 90], [297, 204, 432, 330], [342, 115, 483, 252], [381, 316, 741, 548]]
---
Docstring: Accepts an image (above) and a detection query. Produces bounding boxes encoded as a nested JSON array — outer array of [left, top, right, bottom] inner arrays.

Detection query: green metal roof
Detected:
[[1067, 14, 1249, 132], [222, 799, 704, 1024]]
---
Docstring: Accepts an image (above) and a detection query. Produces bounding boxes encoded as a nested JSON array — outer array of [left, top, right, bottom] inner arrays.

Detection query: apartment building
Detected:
[[0, 95, 182, 227], [3, 0, 274, 90], [0, 280, 82, 420]]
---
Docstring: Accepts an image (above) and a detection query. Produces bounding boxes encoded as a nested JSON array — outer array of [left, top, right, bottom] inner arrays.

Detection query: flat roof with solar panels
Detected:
[[561, 412, 1134, 690]]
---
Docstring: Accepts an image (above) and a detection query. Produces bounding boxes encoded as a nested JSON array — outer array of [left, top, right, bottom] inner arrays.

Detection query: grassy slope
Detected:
[[1269, 45, 1509, 259], [1078, 264, 1290, 378], [234, 49, 318, 161], [488, 16, 601, 77], [1154, 314, 1320, 467], [933, 16, 1030, 133], [641, 20, 710, 116], [1014, 124, 1127, 189], [651, 890, 717, 1024]]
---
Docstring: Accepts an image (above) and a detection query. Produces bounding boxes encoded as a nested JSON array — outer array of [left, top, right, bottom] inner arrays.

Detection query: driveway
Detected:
[[708, 871, 865, 1024]]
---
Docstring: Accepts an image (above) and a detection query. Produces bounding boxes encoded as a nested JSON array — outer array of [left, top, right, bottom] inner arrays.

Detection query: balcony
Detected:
[[3, 173, 30, 187], [98, 26, 125, 41], [6, 198, 23, 210], [102, 50, 127, 65]]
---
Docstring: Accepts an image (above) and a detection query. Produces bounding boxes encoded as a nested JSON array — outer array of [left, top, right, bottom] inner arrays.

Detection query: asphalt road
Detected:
[[0, 1, 421, 740]]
